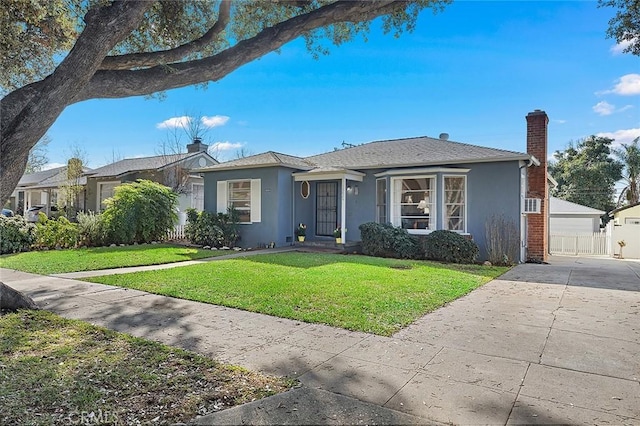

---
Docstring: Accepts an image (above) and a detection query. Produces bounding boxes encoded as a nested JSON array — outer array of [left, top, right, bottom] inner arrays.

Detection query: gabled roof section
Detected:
[[609, 202, 640, 217], [306, 136, 531, 169], [17, 167, 67, 187], [85, 152, 215, 178], [199, 151, 314, 172], [550, 197, 605, 215]]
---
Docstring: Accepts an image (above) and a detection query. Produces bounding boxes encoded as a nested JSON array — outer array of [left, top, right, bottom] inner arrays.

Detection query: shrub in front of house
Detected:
[[185, 208, 240, 248], [77, 211, 106, 247], [101, 180, 178, 245], [359, 222, 423, 260], [423, 230, 479, 264], [0, 215, 36, 254], [34, 215, 80, 250]]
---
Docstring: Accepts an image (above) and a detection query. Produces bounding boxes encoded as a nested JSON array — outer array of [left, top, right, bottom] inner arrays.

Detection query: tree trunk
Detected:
[[0, 282, 40, 312]]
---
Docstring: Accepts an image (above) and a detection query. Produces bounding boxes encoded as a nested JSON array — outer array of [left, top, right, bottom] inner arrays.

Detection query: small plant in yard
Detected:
[[333, 226, 345, 238], [185, 208, 240, 248], [618, 240, 626, 258], [295, 223, 307, 237], [76, 211, 106, 247], [423, 230, 479, 264], [0, 214, 35, 254], [34, 215, 80, 250], [359, 222, 423, 259]]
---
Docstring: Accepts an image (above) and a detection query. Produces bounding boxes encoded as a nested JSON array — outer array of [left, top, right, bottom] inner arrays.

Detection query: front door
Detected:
[[316, 182, 337, 236]]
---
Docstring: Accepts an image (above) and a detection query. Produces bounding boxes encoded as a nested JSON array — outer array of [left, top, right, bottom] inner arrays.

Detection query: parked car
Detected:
[[1, 208, 14, 217], [25, 205, 58, 222]]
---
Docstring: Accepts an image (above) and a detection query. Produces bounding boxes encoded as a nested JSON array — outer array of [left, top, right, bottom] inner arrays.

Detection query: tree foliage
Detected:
[[549, 136, 623, 212], [612, 137, 640, 206], [1, 0, 451, 204], [599, 0, 640, 55], [101, 180, 178, 244]]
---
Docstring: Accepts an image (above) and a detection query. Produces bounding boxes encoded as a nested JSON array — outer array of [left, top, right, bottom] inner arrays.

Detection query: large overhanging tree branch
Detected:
[[1, 0, 450, 205]]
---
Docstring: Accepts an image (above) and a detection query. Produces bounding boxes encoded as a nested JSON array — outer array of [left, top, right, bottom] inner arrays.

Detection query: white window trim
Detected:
[[216, 179, 261, 224], [390, 175, 437, 235], [442, 174, 468, 233], [97, 180, 120, 211]]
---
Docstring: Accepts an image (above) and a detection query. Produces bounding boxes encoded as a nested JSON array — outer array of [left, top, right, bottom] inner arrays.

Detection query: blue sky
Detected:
[[44, 1, 639, 169]]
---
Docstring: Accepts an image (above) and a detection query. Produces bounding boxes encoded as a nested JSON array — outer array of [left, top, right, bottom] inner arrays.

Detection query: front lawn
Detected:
[[0, 244, 223, 275], [87, 252, 508, 335], [0, 310, 292, 425]]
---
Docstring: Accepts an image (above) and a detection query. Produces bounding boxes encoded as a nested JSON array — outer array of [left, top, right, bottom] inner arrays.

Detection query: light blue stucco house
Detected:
[[199, 110, 550, 262]]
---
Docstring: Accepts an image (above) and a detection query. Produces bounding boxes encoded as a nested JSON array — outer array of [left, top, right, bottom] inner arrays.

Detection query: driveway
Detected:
[[2, 255, 639, 424]]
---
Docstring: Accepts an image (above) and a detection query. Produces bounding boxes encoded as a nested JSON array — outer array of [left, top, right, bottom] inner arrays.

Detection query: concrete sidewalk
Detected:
[[2, 255, 639, 425]]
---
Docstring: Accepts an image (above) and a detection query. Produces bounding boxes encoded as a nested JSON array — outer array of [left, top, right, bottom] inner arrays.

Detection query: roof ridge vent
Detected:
[[439, 133, 449, 141]]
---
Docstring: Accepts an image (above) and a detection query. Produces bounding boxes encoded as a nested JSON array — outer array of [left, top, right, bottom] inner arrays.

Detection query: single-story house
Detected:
[[549, 197, 604, 234], [199, 110, 551, 262], [84, 138, 218, 215], [7, 164, 90, 216], [609, 202, 640, 259]]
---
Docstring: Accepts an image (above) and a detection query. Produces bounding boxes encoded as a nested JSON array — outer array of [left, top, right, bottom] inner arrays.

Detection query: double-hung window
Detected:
[[217, 179, 261, 224], [444, 176, 466, 232], [97, 181, 119, 211], [391, 176, 435, 231]]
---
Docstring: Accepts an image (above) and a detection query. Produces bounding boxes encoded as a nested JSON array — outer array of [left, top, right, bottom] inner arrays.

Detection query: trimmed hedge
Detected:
[[359, 222, 423, 259], [185, 208, 240, 248], [423, 230, 479, 264]]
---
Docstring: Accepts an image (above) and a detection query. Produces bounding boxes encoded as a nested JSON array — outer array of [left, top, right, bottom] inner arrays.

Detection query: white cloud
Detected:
[[211, 141, 244, 151], [610, 39, 635, 55], [552, 119, 567, 124], [596, 128, 640, 146], [593, 101, 635, 116], [156, 116, 191, 129], [201, 115, 230, 128], [593, 101, 615, 116], [598, 73, 640, 96]]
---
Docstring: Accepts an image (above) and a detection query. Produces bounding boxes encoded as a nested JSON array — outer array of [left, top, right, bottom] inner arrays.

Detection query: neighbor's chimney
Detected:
[[187, 137, 209, 153], [526, 109, 549, 262]]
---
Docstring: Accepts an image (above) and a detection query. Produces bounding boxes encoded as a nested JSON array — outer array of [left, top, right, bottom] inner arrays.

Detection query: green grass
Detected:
[[0, 244, 224, 275], [0, 310, 293, 425], [87, 252, 508, 335]]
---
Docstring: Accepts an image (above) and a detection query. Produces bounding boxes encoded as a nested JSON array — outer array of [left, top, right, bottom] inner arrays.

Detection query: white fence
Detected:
[[166, 224, 186, 241], [549, 233, 610, 256]]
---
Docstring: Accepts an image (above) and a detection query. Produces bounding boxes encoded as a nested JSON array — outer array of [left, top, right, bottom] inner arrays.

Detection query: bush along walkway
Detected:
[[3, 256, 640, 425]]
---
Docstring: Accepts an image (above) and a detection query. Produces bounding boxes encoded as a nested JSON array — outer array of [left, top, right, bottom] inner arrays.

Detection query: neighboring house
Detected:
[[549, 197, 604, 234], [609, 203, 640, 259], [199, 110, 551, 262], [84, 139, 217, 214], [7, 165, 90, 216]]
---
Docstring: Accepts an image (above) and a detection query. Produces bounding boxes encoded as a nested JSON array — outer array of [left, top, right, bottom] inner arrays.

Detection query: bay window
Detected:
[[444, 176, 466, 232], [392, 176, 435, 231]]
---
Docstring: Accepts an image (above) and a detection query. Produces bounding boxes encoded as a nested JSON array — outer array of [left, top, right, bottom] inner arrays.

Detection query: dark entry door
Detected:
[[316, 182, 338, 236]]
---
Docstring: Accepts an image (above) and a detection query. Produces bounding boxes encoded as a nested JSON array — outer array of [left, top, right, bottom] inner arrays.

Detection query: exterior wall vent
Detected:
[[524, 198, 541, 214]]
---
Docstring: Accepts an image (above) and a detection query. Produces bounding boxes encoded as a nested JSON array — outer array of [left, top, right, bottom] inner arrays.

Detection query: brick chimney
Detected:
[[187, 137, 209, 153], [526, 110, 549, 262]]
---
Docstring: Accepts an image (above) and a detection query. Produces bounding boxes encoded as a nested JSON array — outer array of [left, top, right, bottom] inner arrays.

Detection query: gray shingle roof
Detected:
[[550, 197, 605, 215], [17, 167, 66, 187], [200, 151, 314, 171], [201, 136, 531, 173], [85, 153, 193, 178], [28, 168, 89, 189], [307, 136, 530, 169]]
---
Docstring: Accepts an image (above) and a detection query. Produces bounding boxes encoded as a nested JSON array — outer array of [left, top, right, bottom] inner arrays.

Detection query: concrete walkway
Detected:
[[2, 255, 639, 425]]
